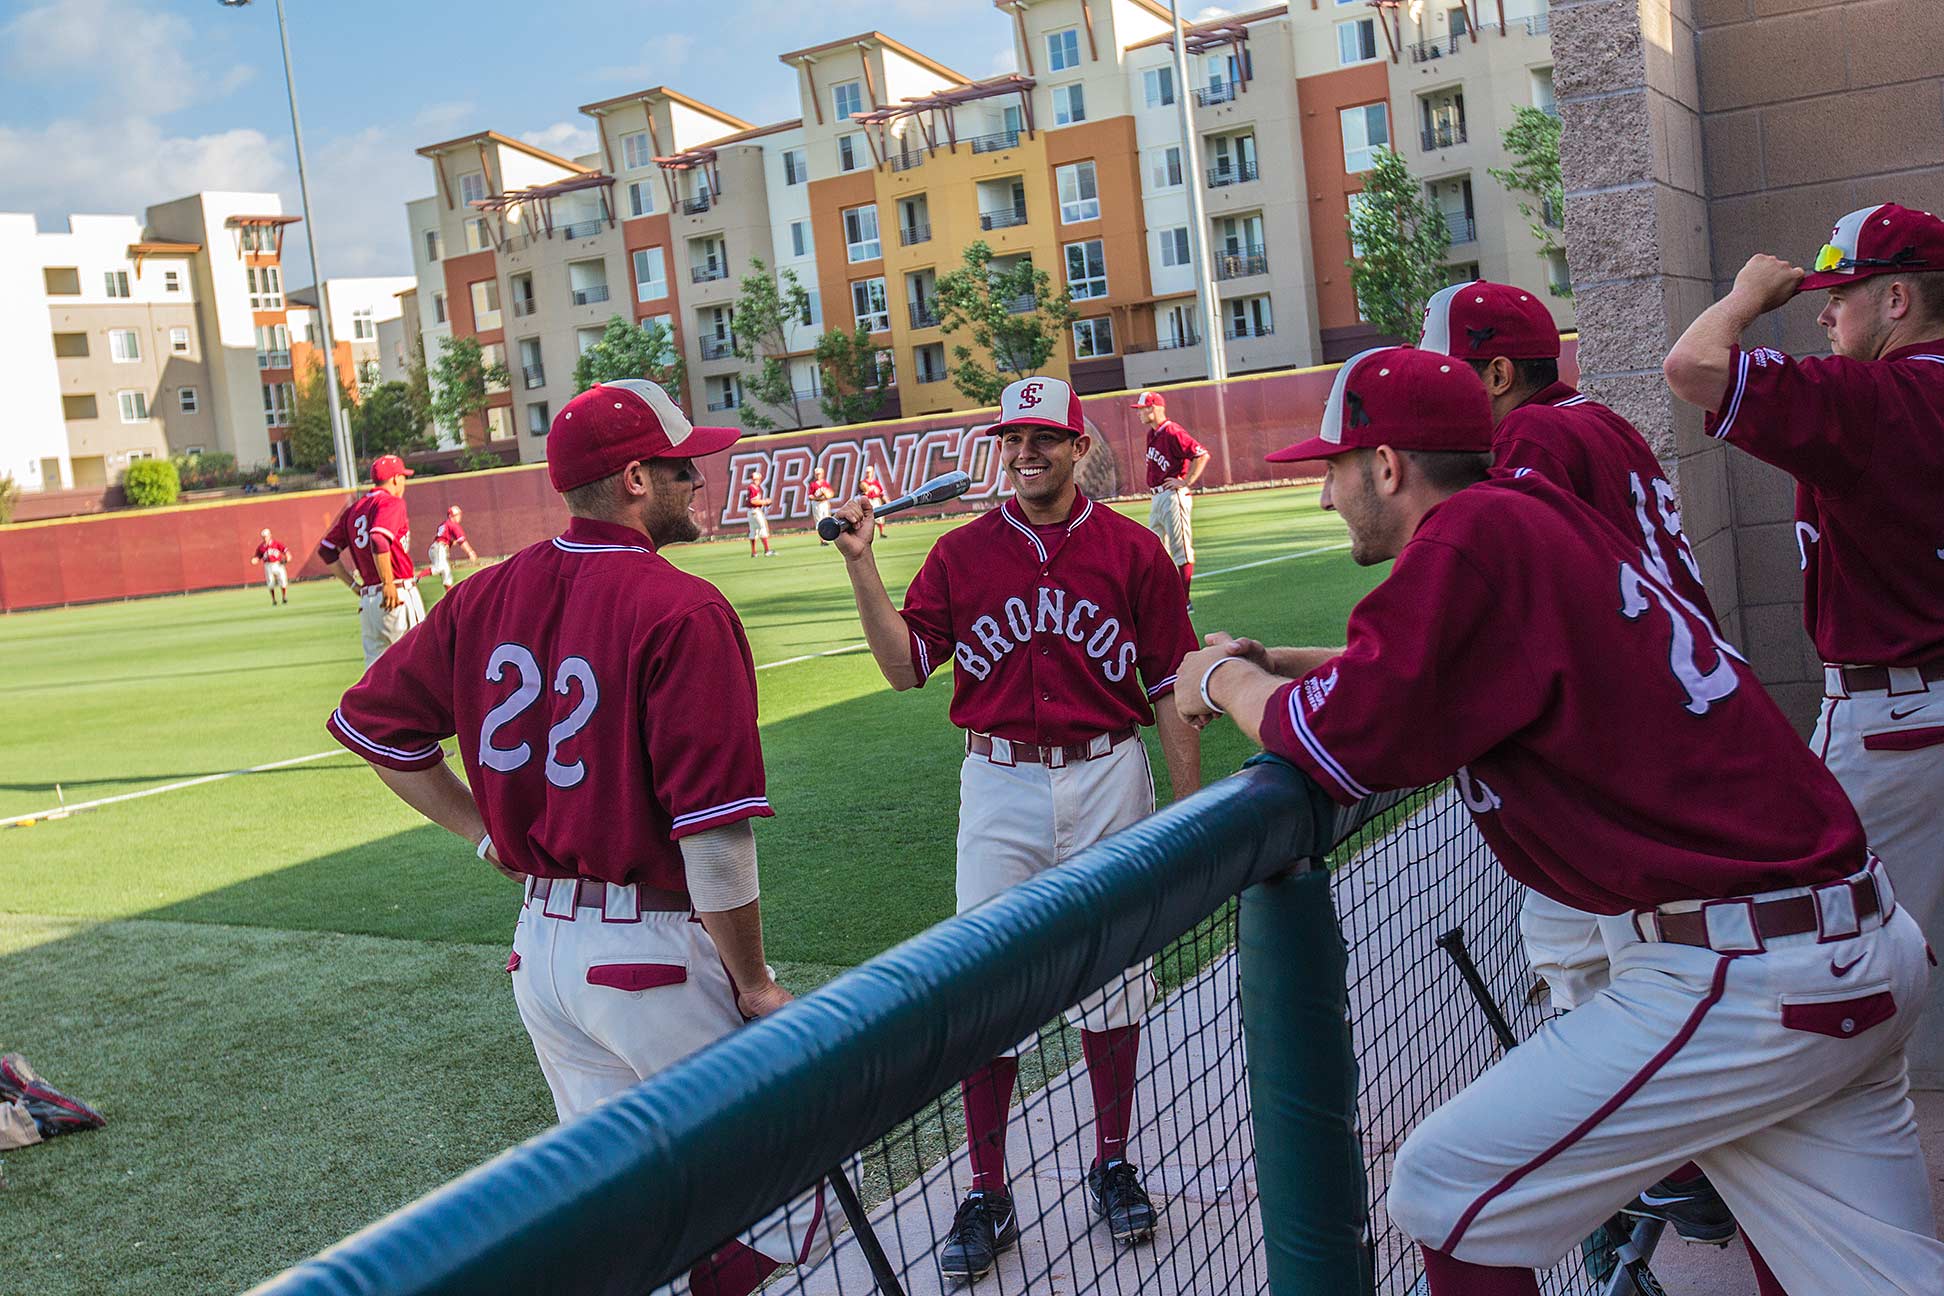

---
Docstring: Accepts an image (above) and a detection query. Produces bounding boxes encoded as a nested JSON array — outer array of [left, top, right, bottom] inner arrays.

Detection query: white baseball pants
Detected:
[[955, 734, 1160, 1050], [1518, 889, 1611, 1011], [262, 562, 288, 590], [1388, 869, 1944, 1295], [1146, 487, 1193, 567], [746, 510, 769, 540], [426, 542, 452, 586], [510, 884, 837, 1271], [1815, 678, 1944, 1087], [358, 583, 425, 666], [808, 500, 831, 536]]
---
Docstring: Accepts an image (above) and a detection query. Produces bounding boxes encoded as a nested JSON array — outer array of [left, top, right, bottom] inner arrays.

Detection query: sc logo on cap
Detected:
[[1017, 381, 1045, 408]]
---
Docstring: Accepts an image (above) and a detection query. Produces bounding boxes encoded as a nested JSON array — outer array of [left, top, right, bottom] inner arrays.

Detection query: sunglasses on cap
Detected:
[[1813, 242, 1931, 274]]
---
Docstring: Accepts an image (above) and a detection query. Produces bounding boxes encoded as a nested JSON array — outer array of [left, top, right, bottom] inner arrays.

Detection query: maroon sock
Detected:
[[962, 1056, 1019, 1195], [1082, 1025, 1141, 1166], [1747, 1239, 1789, 1296], [1419, 1245, 1540, 1296], [688, 1241, 779, 1296], [1179, 562, 1193, 596], [1669, 1160, 1704, 1185]]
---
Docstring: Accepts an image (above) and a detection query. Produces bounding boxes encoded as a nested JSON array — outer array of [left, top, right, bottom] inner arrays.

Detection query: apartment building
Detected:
[[0, 191, 300, 492], [287, 276, 417, 394]]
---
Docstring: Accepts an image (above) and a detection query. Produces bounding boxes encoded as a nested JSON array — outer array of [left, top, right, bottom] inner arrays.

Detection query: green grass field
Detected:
[[0, 484, 1374, 1294]]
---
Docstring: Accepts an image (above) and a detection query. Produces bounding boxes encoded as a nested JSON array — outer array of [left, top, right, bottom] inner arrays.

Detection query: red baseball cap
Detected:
[[1419, 280, 1562, 361], [547, 379, 741, 493], [1129, 390, 1166, 410], [1798, 203, 1944, 292], [1266, 347, 1493, 462], [371, 454, 414, 483], [984, 376, 1084, 436]]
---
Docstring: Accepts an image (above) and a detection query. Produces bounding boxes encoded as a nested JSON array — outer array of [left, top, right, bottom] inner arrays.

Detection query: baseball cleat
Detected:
[[1621, 1172, 1737, 1246], [1087, 1158, 1157, 1244], [0, 1053, 107, 1139], [938, 1189, 1017, 1282]]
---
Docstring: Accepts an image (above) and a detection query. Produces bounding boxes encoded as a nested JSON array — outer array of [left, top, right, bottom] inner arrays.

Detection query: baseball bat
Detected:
[[818, 470, 974, 541]]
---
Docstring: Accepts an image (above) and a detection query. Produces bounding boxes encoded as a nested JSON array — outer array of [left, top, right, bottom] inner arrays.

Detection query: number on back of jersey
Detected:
[[478, 643, 600, 788]]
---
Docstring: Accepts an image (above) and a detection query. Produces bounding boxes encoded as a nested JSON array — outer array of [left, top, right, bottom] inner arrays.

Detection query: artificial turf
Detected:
[[0, 483, 1376, 1293]]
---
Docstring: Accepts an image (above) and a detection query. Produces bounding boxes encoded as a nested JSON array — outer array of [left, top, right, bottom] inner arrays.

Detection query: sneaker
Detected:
[[0, 1054, 106, 1139], [938, 1189, 1017, 1282], [1185, 600, 1194, 613], [1087, 1158, 1157, 1244], [1621, 1172, 1737, 1246]]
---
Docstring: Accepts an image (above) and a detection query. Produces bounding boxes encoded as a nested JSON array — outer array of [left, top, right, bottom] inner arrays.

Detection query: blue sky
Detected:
[[0, 0, 1046, 284]]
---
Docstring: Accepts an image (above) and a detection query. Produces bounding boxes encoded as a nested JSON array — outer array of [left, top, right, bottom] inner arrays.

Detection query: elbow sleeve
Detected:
[[680, 820, 760, 912]]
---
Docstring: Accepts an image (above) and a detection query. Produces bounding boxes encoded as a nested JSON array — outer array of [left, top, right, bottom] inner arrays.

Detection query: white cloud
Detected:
[[0, 118, 290, 222], [1193, 5, 1234, 19], [520, 121, 599, 160], [2, 0, 240, 117]]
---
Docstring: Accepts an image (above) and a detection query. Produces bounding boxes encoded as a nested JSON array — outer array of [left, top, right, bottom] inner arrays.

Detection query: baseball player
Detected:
[[807, 469, 836, 544], [1665, 202, 1944, 1088], [251, 527, 292, 606], [326, 379, 832, 1294], [426, 505, 478, 589], [0, 1052, 105, 1151], [859, 465, 889, 539], [1130, 391, 1209, 608], [744, 470, 775, 558], [1420, 281, 1739, 1248], [828, 376, 1202, 1282], [317, 454, 425, 667], [1177, 347, 1943, 1296]]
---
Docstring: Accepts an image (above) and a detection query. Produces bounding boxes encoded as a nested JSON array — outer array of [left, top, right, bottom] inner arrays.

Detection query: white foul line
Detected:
[[1197, 540, 1351, 579]]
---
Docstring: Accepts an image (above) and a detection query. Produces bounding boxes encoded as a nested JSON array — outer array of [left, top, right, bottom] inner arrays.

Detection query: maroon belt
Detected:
[[525, 876, 690, 913], [966, 725, 1138, 766], [1825, 656, 1944, 697], [1649, 874, 1881, 951]]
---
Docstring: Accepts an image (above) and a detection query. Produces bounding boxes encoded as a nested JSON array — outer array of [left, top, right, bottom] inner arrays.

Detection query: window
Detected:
[[527, 401, 550, 436], [843, 205, 881, 262], [1047, 28, 1081, 71], [833, 80, 864, 121], [1072, 317, 1115, 358], [851, 277, 889, 332], [1057, 161, 1100, 223], [303, 320, 318, 345], [239, 224, 277, 253], [1143, 66, 1175, 108], [459, 170, 488, 206], [838, 134, 860, 172], [352, 308, 375, 341], [103, 270, 131, 298], [1348, 193, 1375, 258], [117, 390, 149, 423], [178, 387, 199, 413], [1532, 67, 1557, 114], [256, 323, 291, 365], [1065, 240, 1107, 300], [708, 375, 741, 412], [471, 279, 501, 330], [170, 327, 190, 354], [1227, 295, 1273, 338], [790, 220, 809, 258], [52, 332, 88, 357], [621, 131, 653, 170], [63, 394, 97, 420], [627, 180, 655, 217], [110, 329, 140, 363], [1149, 145, 1183, 190], [1447, 261, 1481, 285], [1338, 18, 1378, 64], [1052, 84, 1086, 127], [782, 148, 808, 186], [466, 217, 492, 253], [1159, 227, 1191, 268], [577, 326, 605, 355], [432, 291, 447, 324], [163, 269, 181, 293], [481, 342, 508, 393], [1548, 251, 1573, 295], [633, 247, 667, 301], [43, 267, 80, 295], [248, 265, 283, 308], [424, 229, 442, 262], [1449, 4, 1470, 36], [1341, 103, 1389, 172]]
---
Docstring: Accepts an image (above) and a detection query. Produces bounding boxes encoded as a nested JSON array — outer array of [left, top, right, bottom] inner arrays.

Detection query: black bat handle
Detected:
[[817, 516, 846, 542], [1437, 927, 1520, 1053]]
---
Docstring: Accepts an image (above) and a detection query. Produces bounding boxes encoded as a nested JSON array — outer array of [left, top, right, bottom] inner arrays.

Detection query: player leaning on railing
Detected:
[[1176, 347, 1944, 1296]]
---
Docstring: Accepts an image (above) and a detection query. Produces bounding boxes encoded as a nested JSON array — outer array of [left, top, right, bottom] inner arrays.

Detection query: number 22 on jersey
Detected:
[[478, 643, 600, 788]]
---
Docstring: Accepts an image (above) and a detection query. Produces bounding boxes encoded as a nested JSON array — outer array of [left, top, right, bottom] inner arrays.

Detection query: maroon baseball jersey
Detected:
[[1707, 341, 1944, 667], [744, 482, 766, 509], [862, 476, 887, 502], [900, 494, 1197, 745], [255, 540, 290, 564], [808, 475, 833, 499], [1496, 383, 1719, 630], [1145, 420, 1208, 489], [318, 491, 415, 586], [326, 517, 771, 897], [1260, 475, 1865, 913], [435, 520, 466, 548]]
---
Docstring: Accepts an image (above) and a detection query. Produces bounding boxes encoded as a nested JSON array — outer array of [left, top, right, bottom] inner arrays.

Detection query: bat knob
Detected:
[[817, 516, 845, 542]]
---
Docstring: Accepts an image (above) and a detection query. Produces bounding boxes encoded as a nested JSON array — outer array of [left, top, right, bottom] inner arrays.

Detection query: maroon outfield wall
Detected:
[[0, 346, 1577, 612]]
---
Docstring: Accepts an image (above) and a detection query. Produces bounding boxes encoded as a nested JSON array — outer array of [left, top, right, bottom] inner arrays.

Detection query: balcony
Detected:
[[1409, 34, 1463, 63], [679, 194, 714, 215], [1213, 248, 1268, 281], [511, 297, 538, 318], [916, 370, 948, 385], [909, 301, 940, 329], [705, 395, 739, 412], [701, 336, 737, 360], [1421, 122, 1468, 151], [791, 387, 823, 402], [1194, 81, 1238, 107], [899, 223, 932, 246], [1157, 331, 1200, 351], [1004, 292, 1036, 314], [968, 129, 1020, 154], [888, 150, 927, 173], [558, 220, 604, 240], [1206, 160, 1259, 188], [691, 263, 729, 284], [1446, 214, 1478, 243], [1526, 12, 1550, 35], [523, 365, 546, 390], [570, 284, 611, 306], [980, 205, 1030, 231], [256, 349, 291, 369], [1224, 321, 1273, 340]]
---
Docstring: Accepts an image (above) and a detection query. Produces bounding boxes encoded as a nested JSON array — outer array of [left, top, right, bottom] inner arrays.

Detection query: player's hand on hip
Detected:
[[1731, 254, 1806, 313], [481, 840, 525, 884], [831, 497, 876, 561], [1160, 476, 1184, 493], [736, 977, 794, 1021], [381, 585, 401, 611]]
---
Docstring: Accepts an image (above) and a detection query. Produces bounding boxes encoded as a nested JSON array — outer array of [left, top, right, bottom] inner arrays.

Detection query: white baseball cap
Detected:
[[982, 376, 1084, 436]]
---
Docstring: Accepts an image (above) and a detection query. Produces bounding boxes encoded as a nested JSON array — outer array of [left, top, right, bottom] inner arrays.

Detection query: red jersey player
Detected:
[[859, 465, 889, 539], [427, 505, 479, 590], [251, 527, 292, 606], [1130, 391, 1209, 606], [828, 375, 1202, 1282], [317, 454, 423, 666], [806, 469, 836, 544], [743, 470, 774, 558], [1178, 348, 1941, 1296], [326, 379, 829, 1293], [1666, 203, 1944, 1089]]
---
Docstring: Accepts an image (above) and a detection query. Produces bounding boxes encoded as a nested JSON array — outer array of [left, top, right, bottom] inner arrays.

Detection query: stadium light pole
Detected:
[[219, 0, 355, 491], [1168, 0, 1228, 384]]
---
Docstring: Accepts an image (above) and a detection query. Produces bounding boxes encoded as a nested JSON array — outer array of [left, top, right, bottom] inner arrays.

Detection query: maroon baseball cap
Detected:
[[371, 454, 414, 483], [547, 379, 741, 493], [984, 376, 1084, 436], [1129, 390, 1166, 410], [1419, 280, 1562, 361], [1266, 347, 1493, 463], [1798, 203, 1944, 292]]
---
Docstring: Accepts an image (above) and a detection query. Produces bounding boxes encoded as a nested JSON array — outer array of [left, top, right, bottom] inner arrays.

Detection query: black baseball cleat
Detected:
[[1621, 1172, 1737, 1246], [1087, 1158, 1158, 1245], [0, 1053, 107, 1139], [938, 1189, 1017, 1283]]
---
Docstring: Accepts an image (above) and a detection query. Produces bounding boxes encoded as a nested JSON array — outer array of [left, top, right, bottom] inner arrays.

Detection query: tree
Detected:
[[934, 240, 1077, 406], [0, 473, 19, 524], [1489, 106, 1570, 297], [121, 458, 180, 508], [731, 257, 815, 431], [429, 335, 508, 445], [572, 315, 684, 396], [1347, 148, 1453, 344], [814, 326, 892, 426], [288, 356, 357, 472], [354, 381, 436, 458]]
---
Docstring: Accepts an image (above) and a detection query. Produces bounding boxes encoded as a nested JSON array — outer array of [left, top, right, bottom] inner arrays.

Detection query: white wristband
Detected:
[[1199, 656, 1243, 716], [476, 832, 494, 860]]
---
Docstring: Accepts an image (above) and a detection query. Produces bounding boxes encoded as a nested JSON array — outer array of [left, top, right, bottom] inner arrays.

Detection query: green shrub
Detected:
[[172, 451, 238, 491], [0, 473, 18, 524], [122, 458, 181, 508], [458, 450, 506, 473]]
